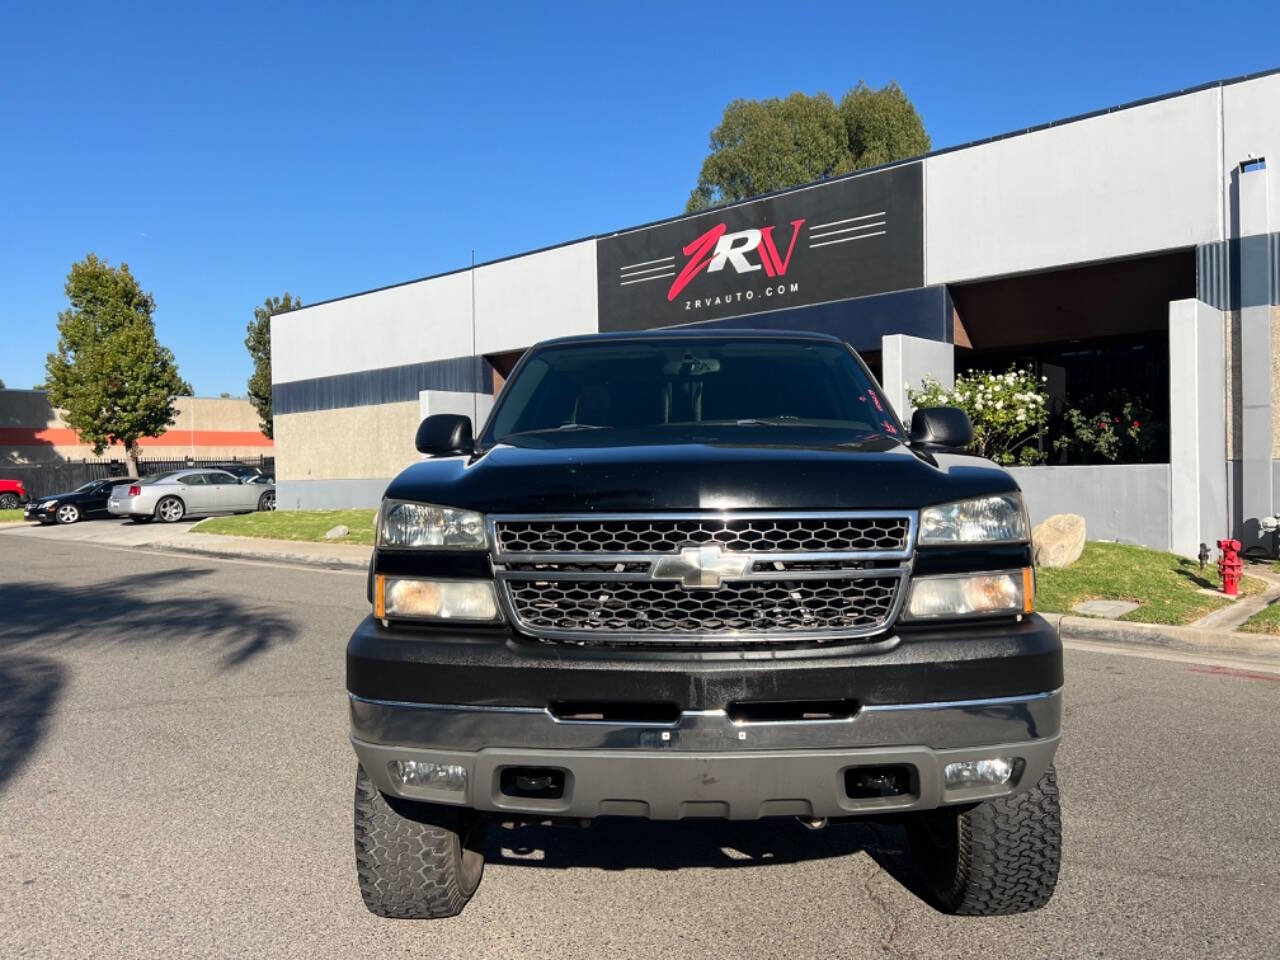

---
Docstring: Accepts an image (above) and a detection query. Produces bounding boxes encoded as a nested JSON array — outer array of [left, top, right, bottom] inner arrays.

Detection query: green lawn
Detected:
[[1035, 541, 1266, 626], [0, 509, 25, 524], [1240, 601, 1280, 635], [192, 509, 377, 545]]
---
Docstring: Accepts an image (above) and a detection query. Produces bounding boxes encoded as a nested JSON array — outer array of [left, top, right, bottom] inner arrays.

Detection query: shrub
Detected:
[[1052, 393, 1158, 463], [908, 367, 1050, 465]]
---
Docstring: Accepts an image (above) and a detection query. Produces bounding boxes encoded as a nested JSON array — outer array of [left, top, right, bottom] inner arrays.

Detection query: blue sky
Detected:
[[2, 1, 1278, 396]]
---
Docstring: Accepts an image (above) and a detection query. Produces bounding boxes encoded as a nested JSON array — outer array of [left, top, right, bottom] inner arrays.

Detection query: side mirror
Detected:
[[415, 414, 474, 456], [909, 406, 974, 450]]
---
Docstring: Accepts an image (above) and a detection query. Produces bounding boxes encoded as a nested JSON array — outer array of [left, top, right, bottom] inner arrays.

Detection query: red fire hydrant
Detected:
[[1218, 539, 1242, 596]]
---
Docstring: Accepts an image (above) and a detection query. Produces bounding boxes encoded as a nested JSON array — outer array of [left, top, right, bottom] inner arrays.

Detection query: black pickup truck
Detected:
[[347, 329, 1062, 919]]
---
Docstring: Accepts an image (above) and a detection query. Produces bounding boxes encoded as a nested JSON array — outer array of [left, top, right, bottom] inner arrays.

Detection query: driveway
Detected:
[[2, 536, 1279, 959], [0, 516, 203, 548]]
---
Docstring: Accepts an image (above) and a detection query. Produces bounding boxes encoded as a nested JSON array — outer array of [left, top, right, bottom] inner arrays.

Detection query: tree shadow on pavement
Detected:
[[0, 566, 298, 670], [488, 816, 927, 897], [0, 654, 65, 793], [0, 566, 299, 795]]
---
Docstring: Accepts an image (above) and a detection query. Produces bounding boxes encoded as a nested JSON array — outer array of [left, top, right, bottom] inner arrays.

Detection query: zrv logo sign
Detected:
[[596, 164, 924, 332], [667, 219, 805, 301]]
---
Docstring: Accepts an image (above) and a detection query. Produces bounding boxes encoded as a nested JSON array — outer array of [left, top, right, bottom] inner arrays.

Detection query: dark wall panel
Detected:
[[597, 163, 924, 332], [680, 286, 951, 353], [274, 356, 491, 416]]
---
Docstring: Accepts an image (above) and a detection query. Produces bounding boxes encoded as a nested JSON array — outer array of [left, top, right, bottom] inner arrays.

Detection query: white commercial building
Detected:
[[272, 69, 1280, 557]]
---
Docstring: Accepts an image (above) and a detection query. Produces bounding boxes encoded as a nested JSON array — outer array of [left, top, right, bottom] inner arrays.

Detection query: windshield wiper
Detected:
[[502, 423, 610, 439], [715, 416, 808, 426]]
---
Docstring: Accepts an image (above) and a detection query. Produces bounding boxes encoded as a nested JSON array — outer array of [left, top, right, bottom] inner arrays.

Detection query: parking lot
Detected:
[[3, 534, 1279, 959], [0, 514, 206, 549]]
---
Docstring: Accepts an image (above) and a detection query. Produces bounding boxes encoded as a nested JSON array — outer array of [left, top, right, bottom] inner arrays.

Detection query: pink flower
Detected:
[[1132, 420, 1140, 428]]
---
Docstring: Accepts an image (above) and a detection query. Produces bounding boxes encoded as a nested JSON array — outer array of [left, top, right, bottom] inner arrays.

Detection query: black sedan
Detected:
[[25, 478, 135, 524]]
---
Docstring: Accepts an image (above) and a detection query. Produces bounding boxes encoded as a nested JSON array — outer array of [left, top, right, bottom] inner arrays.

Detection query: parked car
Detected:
[[108, 468, 276, 523], [347, 330, 1062, 920], [209, 463, 264, 482], [0, 478, 29, 511], [25, 477, 133, 524]]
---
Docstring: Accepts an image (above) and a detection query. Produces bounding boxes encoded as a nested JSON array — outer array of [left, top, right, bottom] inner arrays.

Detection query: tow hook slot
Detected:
[[500, 767, 567, 800], [549, 701, 681, 724], [844, 765, 916, 800], [727, 699, 858, 724]]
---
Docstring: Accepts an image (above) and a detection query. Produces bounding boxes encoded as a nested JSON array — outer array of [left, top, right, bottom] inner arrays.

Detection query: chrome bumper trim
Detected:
[[348, 687, 1062, 753]]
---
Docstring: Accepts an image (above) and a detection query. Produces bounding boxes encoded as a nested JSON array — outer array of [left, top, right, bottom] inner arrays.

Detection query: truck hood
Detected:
[[382, 426, 1019, 514]]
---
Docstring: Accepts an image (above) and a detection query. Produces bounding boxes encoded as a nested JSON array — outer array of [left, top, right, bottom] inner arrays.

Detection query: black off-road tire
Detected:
[[353, 764, 487, 919], [906, 764, 1061, 916], [0, 493, 19, 510]]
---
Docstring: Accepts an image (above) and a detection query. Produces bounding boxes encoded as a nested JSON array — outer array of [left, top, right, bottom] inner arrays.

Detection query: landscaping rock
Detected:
[[1033, 513, 1086, 568], [324, 524, 350, 540]]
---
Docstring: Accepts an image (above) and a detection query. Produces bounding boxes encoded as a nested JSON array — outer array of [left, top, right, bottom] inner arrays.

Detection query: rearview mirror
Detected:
[[415, 414, 474, 456], [909, 406, 974, 450]]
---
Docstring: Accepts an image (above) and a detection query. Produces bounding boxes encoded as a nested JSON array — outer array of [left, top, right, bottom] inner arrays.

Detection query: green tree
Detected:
[[44, 254, 191, 474], [685, 82, 930, 212], [245, 293, 302, 439], [839, 81, 932, 170]]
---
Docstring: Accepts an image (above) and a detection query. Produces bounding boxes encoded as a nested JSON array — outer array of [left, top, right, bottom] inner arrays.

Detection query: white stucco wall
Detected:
[[474, 240, 598, 355], [924, 88, 1223, 284], [1222, 73, 1280, 228], [271, 271, 473, 383]]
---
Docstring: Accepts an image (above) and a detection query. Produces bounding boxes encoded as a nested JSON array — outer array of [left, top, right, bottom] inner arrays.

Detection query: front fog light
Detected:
[[390, 760, 468, 792], [376, 576, 500, 621], [944, 758, 1019, 789]]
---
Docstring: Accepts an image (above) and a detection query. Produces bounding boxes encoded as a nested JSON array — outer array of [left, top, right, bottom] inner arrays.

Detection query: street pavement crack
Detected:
[[860, 853, 909, 960]]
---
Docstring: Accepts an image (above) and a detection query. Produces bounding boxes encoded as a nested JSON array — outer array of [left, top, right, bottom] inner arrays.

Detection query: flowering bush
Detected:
[[1052, 393, 1158, 463], [908, 366, 1050, 464]]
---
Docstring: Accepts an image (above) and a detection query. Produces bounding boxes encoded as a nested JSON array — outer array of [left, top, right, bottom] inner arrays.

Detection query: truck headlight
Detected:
[[378, 500, 487, 549], [375, 576, 501, 621], [904, 569, 1033, 620], [919, 493, 1028, 544]]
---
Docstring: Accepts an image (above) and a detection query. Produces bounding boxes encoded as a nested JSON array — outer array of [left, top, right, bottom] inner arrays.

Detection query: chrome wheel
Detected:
[[156, 497, 185, 523], [258, 491, 276, 511], [55, 504, 80, 524]]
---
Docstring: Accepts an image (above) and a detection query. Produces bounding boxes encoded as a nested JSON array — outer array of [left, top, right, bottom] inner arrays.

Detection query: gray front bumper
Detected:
[[349, 689, 1061, 820]]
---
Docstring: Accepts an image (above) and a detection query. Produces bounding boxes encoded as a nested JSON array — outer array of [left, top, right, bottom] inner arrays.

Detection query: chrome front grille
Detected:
[[491, 512, 916, 645], [494, 516, 911, 555], [505, 576, 902, 637]]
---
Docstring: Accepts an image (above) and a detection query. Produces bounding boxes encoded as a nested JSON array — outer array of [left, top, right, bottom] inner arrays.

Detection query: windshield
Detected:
[[483, 338, 899, 444]]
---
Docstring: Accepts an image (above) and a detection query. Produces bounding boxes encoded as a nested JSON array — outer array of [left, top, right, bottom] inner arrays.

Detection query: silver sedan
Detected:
[[108, 468, 276, 523]]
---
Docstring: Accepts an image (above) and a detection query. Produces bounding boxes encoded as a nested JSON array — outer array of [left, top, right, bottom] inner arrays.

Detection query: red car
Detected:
[[0, 478, 29, 510]]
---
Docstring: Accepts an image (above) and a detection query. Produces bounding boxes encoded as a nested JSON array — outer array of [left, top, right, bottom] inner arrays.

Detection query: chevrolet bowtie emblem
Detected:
[[652, 544, 751, 589]]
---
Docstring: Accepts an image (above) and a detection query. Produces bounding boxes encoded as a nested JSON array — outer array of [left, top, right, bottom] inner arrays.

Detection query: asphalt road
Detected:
[[2, 535, 1278, 959]]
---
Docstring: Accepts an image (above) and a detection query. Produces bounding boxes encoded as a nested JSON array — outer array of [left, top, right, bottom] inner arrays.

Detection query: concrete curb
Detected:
[[1045, 612, 1280, 662], [151, 535, 371, 570]]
